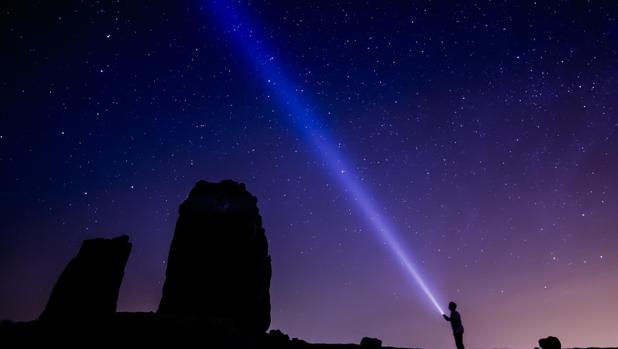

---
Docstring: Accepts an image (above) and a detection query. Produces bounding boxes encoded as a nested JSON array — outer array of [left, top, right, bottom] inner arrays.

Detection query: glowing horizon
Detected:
[[205, 0, 445, 316]]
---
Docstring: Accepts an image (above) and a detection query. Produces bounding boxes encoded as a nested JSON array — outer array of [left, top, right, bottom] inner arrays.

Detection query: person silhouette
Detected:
[[443, 301, 465, 349]]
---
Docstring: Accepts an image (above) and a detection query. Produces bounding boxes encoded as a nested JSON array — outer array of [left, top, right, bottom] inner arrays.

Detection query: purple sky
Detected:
[[1, 1, 617, 348]]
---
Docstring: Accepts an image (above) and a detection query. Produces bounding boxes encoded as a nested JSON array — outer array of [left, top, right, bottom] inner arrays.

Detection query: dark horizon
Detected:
[[1, 1, 618, 348]]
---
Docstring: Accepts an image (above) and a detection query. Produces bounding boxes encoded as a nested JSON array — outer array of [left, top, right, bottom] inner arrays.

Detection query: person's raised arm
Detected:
[[442, 314, 450, 321]]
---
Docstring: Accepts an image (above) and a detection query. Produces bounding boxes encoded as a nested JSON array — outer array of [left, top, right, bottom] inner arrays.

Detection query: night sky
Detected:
[[1, 1, 618, 348]]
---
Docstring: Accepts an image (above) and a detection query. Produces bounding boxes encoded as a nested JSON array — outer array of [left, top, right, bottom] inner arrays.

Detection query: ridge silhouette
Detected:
[[0, 180, 569, 349]]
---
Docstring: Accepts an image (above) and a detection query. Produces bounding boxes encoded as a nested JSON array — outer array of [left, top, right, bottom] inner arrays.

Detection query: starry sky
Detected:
[[1, 1, 617, 348]]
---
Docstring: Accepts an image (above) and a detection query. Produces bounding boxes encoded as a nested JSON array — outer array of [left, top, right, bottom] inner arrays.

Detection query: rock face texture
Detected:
[[158, 180, 272, 334], [39, 235, 132, 321]]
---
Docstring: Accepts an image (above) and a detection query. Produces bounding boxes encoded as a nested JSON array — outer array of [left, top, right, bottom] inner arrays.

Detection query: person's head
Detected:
[[448, 301, 457, 311]]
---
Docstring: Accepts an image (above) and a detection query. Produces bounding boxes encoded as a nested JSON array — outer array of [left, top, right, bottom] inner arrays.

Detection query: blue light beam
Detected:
[[204, 0, 445, 315]]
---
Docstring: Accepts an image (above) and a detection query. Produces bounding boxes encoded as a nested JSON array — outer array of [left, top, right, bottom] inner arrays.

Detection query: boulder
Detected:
[[361, 337, 382, 348], [538, 336, 561, 349]]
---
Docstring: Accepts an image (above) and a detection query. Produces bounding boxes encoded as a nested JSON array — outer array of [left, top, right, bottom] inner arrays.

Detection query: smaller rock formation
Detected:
[[39, 235, 132, 321], [261, 329, 309, 349], [537, 336, 561, 349], [361, 337, 383, 348]]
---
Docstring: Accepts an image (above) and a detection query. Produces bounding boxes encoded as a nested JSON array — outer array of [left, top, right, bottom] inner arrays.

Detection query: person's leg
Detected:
[[455, 332, 465, 349]]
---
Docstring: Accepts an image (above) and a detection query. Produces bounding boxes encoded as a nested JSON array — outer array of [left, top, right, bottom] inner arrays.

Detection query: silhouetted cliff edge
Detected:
[[0, 180, 411, 349]]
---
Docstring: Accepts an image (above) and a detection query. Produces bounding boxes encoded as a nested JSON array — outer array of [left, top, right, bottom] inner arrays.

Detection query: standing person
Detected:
[[443, 301, 465, 349]]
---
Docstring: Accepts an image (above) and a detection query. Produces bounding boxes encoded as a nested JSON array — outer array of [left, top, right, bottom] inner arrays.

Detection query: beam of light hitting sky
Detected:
[[205, 0, 445, 316]]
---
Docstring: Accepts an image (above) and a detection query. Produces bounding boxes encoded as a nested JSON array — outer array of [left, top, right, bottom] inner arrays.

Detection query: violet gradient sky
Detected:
[[1, 1, 617, 348]]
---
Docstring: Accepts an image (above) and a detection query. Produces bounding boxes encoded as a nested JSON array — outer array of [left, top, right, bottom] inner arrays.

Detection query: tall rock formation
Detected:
[[158, 180, 272, 334], [39, 235, 132, 321]]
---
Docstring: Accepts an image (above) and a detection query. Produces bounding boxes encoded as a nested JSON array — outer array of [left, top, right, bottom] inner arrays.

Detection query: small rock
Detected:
[[39, 235, 132, 321], [361, 336, 382, 348]]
